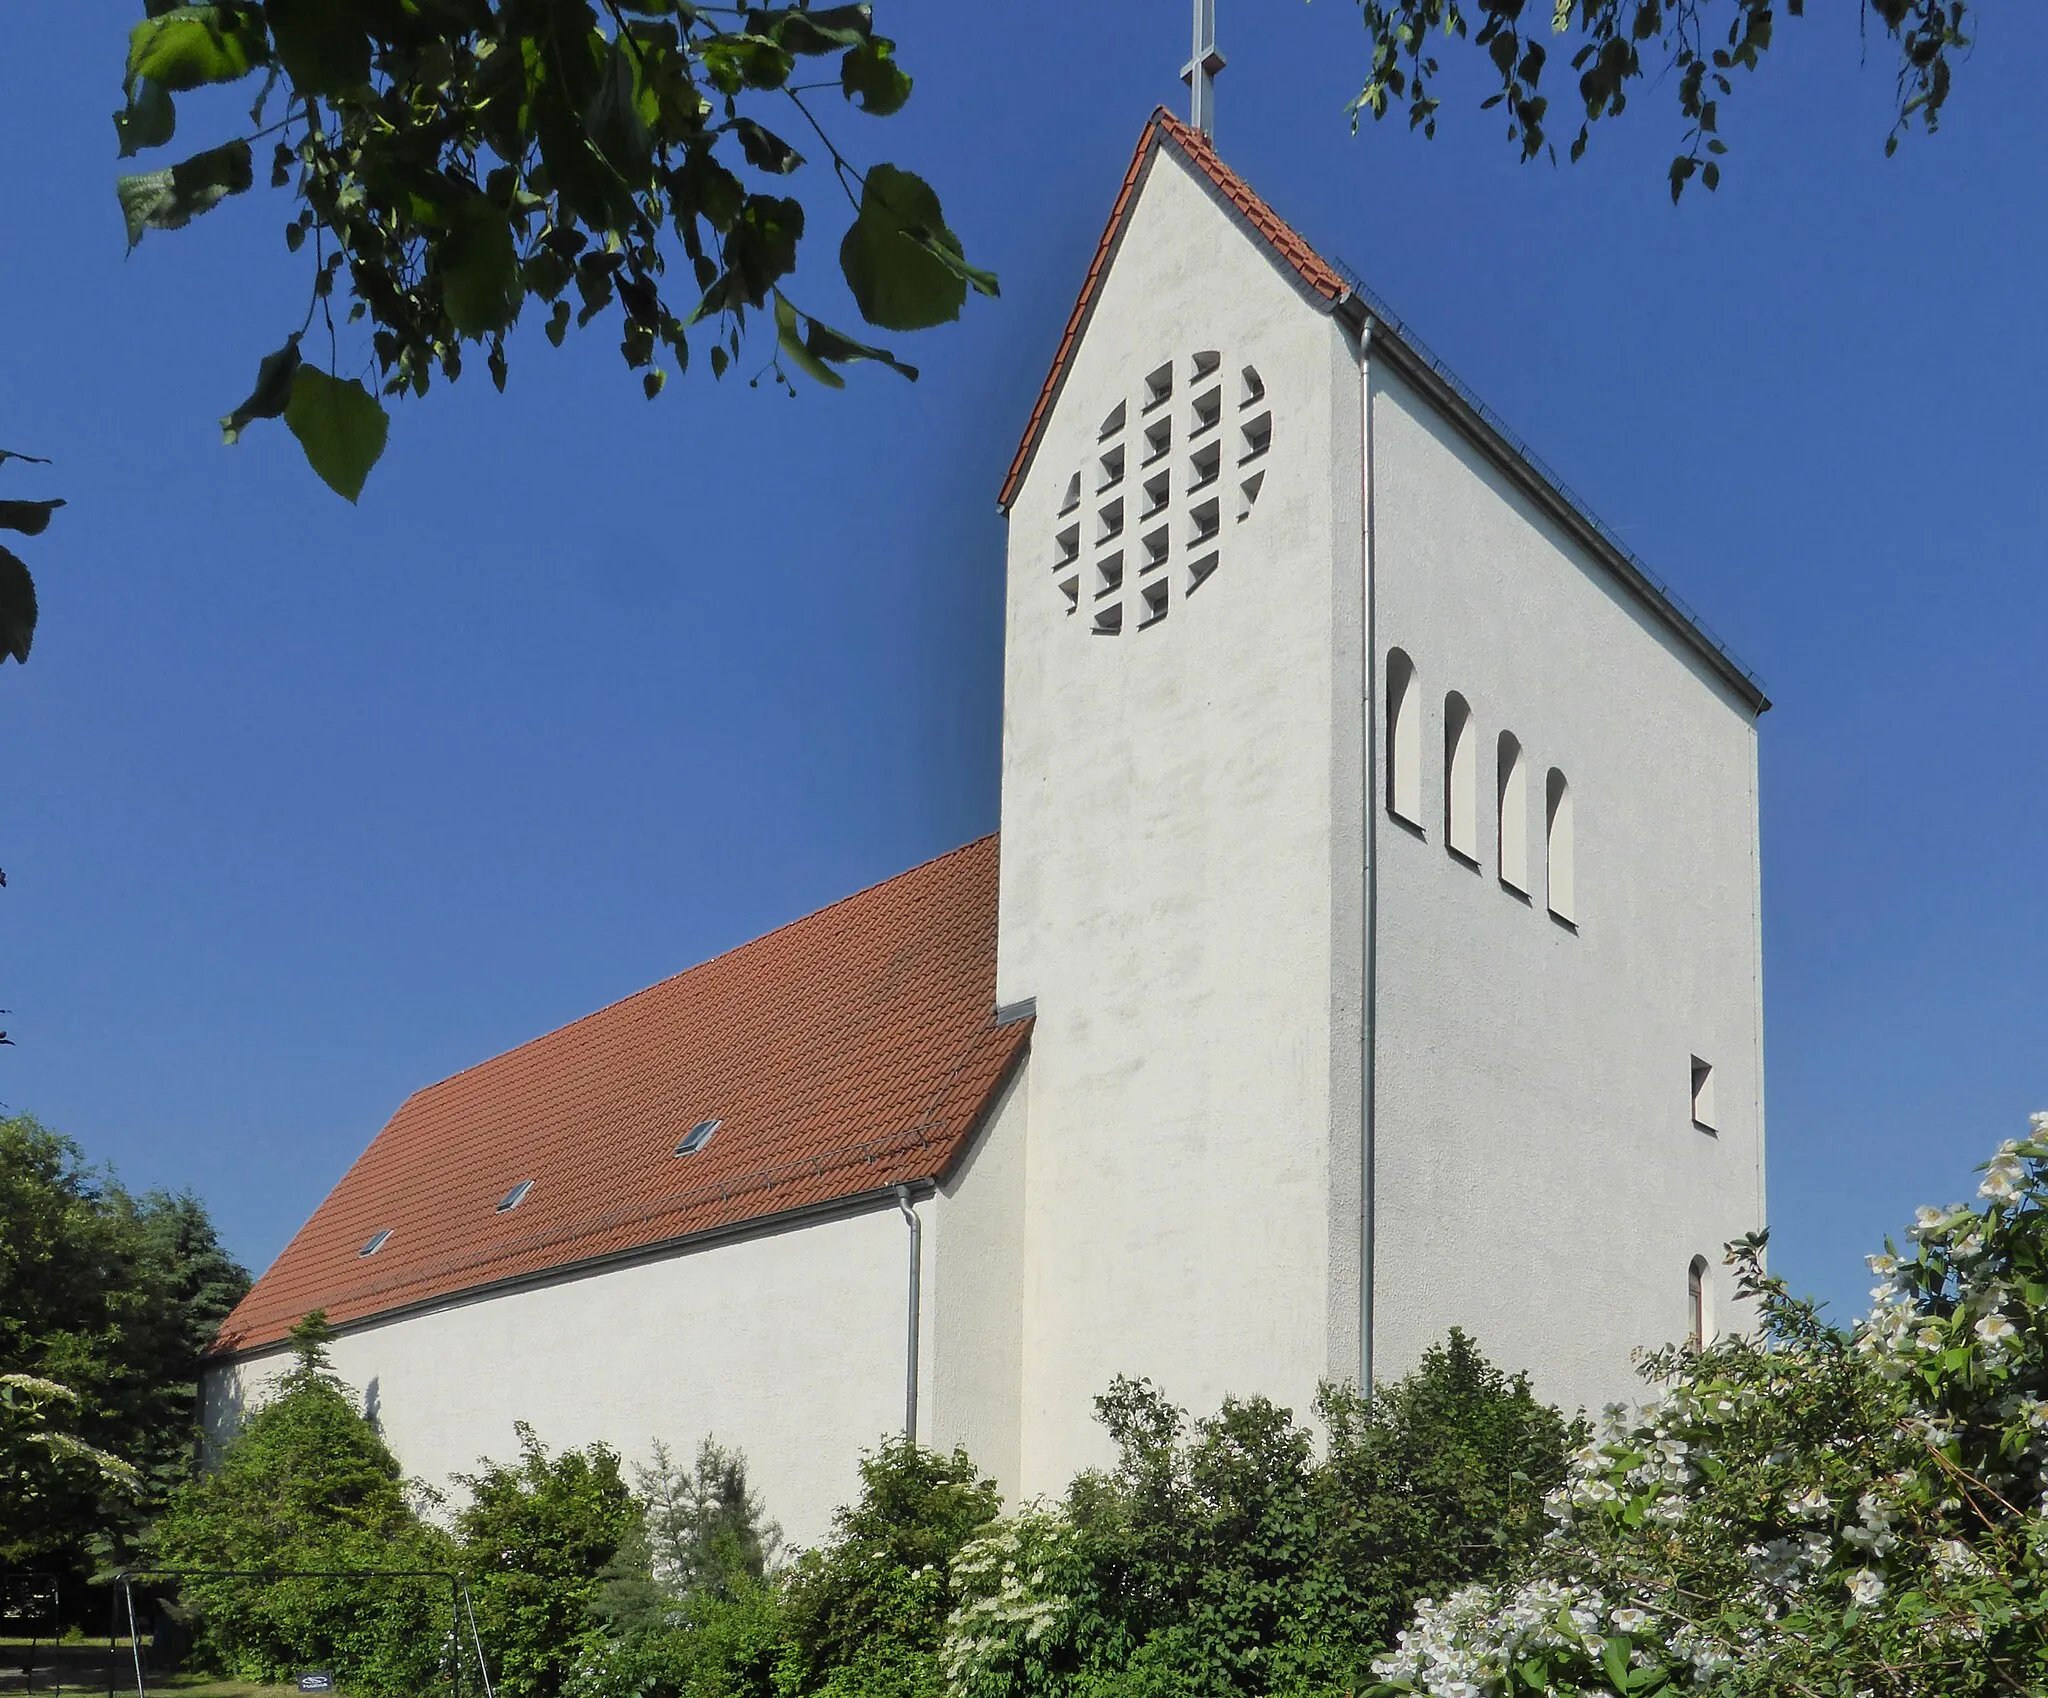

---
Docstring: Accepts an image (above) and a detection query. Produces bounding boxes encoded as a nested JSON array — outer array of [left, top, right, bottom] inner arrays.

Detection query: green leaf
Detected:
[[114, 77, 177, 156], [733, 118, 803, 174], [586, 39, 653, 177], [0, 544, 36, 664], [265, 0, 372, 95], [840, 37, 910, 114], [126, 6, 265, 93], [800, 313, 917, 382], [117, 140, 254, 248], [839, 164, 987, 331], [442, 196, 522, 338], [774, 293, 845, 389], [0, 501, 66, 538], [220, 335, 303, 445], [757, 5, 872, 53], [284, 367, 389, 503], [1601, 1636, 1632, 1691]]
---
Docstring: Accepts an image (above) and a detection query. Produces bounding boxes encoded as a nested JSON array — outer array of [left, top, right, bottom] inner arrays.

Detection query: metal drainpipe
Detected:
[[1358, 321, 1378, 1395], [895, 1185, 922, 1443]]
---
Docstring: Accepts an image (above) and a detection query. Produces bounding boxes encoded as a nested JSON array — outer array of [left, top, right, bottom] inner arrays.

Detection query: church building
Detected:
[[205, 108, 1769, 1546]]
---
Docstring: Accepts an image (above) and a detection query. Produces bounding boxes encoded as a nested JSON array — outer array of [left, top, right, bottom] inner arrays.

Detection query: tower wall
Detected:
[[995, 147, 1366, 1496], [1365, 364, 1766, 1416]]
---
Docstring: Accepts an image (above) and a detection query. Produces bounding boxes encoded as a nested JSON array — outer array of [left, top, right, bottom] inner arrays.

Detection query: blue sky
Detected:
[[2, 2, 2042, 1338]]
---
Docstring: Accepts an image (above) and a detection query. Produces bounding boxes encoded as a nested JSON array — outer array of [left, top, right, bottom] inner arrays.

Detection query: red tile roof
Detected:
[[215, 836, 1027, 1357], [997, 109, 1350, 514]]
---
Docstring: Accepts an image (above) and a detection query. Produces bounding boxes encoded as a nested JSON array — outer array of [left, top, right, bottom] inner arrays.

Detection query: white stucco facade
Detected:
[[206, 115, 1766, 1546]]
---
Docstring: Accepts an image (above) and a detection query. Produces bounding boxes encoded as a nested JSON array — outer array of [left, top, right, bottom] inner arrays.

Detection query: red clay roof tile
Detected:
[[997, 109, 1348, 514], [215, 836, 1025, 1357]]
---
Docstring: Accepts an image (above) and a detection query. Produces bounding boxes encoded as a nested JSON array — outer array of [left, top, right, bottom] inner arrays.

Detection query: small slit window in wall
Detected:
[[359, 1229, 392, 1258], [1098, 444, 1125, 492], [1054, 524, 1079, 570], [1497, 732, 1528, 893], [675, 1117, 721, 1156], [1690, 1058, 1716, 1132], [1545, 767, 1575, 922], [1688, 1254, 1712, 1348], [1139, 579, 1169, 628], [1240, 364, 1265, 406], [1141, 470, 1170, 520], [1059, 473, 1080, 516], [1143, 362, 1173, 411], [1190, 349, 1221, 382], [1097, 499, 1124, 544], [1191, 386, 1222, 437], [1443, 692, 1478, 864], [1099, 400, 1126, 439], [1096, 553, 1124, 598], [1385, 649, 1421, 827], [1189, 440, 1221, 493], [1240, 411, 1271, 462], [1092, 602, 1123, 636], [1188, 498, 1220, 548], [497, 1179, 534, 1213], [1141, 527, 1169, 572], [1143, 417, 1172, 464]]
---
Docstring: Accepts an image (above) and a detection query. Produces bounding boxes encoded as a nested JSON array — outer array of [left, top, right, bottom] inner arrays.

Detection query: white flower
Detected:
[[1611, 1607, 1650, 1633], [1975, 1313, 2018, 1346], [1786, 1485, 1831, 1521], [1916, 1325, 1946, 1351], [2029, 1110, 2048, 1137], [1867, 1252, 1898, 1276], [1911, 1206, 1952, 1239], [1846, 1569, 1886, 1607]]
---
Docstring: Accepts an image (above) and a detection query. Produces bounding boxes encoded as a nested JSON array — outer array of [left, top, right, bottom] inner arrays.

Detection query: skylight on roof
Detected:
[[359, 1229, 392, 1257], [497, 1179, 534, 1213], [675, 1118, 721, 1157]]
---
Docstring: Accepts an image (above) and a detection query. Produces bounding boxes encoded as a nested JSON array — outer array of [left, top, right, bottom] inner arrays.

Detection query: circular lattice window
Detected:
[[1048, 351, 1270, 635]]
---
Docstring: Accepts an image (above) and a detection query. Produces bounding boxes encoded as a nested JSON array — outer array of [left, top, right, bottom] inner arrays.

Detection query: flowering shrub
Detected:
[[1371, 1115, 2048, 1698]]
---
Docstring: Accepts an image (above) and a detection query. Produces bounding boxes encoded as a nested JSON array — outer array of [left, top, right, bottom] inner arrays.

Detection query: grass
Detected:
[[0, 1641, 294, 1698]]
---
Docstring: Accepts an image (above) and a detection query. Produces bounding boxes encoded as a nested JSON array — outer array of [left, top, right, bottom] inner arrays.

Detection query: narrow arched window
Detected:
[[1386, 649, 1421, 827], [1443, 693, 1477, 862], [1545, 768, 1575, 922], [1687, 1255, 1711, 1348], [1497, 733, 1527, 892]]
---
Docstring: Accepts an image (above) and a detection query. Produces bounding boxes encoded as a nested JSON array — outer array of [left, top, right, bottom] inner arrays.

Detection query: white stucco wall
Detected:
[[996, 145, 1366, 1497], [1364, 364, 1766, 1417], [929, 1056, 1029, 1497], [202, 1202, 922, 1549]]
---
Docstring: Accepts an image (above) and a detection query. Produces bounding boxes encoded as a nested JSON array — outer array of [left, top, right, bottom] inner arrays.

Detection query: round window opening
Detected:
[[1049, 351, 1271, 635]]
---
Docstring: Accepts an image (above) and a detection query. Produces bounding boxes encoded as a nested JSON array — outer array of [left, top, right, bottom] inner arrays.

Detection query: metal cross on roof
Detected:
[[1183, 0, 1224, 136]]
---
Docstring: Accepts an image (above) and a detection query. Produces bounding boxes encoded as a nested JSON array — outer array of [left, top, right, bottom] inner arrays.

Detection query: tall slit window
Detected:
[[1545, 767, 1575, 923], [1443, 694, 1477, 863], [1385, 649, 1421, 827], [1688, 1255, 1712, 1348], [1497, 733, 1527, 893]]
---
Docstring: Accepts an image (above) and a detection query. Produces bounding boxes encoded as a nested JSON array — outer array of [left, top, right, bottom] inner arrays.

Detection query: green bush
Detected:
[[779, 1438, 1003, 1698], [944, 1333, 1579, 1698], [147, 1314, 454, 1695], [456, 1424, 641, 1698]]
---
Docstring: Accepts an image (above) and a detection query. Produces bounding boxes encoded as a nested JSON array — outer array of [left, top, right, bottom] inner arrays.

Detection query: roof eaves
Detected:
[[207, 1180, 945, 1364], [1346, 299, 1771, 716]]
